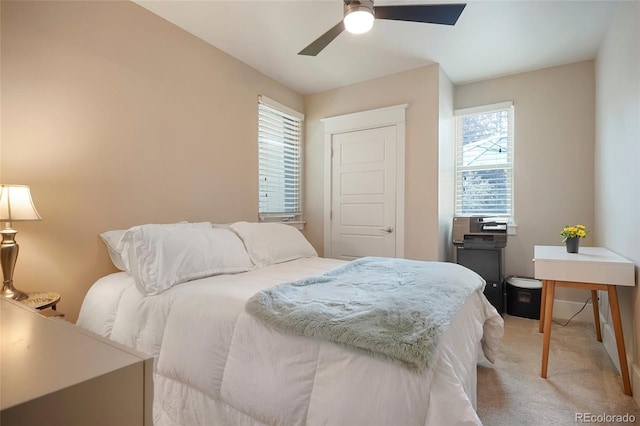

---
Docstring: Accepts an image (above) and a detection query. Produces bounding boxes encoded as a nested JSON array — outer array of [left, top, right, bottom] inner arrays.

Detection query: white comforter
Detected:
[[77, 257, 504, 426]]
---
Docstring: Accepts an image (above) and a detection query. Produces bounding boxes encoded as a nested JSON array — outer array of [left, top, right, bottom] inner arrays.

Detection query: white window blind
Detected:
[[258, 96, 304, 221], [454, 101, 514, 218]]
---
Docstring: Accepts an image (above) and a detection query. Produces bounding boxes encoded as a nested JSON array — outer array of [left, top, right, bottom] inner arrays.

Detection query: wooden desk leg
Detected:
[[591, 290, 602, 342], [607, 285, 632, 396], [539, 280, 547, 333], [541, 281, 555, 378]]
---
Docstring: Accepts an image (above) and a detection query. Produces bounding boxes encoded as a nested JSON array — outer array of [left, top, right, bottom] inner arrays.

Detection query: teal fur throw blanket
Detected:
[[246, 257, 485, 372]]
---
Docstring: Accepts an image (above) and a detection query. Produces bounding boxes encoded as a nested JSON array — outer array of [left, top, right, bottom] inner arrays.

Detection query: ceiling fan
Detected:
[[298, 1, 466, 56]]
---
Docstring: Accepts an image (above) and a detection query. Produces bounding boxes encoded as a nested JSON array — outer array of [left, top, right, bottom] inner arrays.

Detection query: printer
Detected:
[[452, 216, 507, 249], [452, 216, 508, 313]]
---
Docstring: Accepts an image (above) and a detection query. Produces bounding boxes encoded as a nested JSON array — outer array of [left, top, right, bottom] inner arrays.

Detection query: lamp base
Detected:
[[2, 282, 28, 301], [1, 226, 28, 301]]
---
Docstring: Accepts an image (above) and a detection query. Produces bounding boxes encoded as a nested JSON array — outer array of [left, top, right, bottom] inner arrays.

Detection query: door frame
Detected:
[[322, 104, 407, 259]]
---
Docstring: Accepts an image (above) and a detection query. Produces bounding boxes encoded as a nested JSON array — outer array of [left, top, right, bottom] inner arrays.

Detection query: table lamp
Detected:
[[0, 184, 42, 300]]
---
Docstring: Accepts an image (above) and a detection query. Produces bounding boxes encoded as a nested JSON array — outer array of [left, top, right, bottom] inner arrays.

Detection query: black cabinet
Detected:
[[456, 247, 504, 313]]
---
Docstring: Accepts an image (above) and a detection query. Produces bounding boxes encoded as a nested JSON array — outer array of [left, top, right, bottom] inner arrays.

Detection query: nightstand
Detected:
[[20, 292, 64, 318], [1, 298, 153, 426]]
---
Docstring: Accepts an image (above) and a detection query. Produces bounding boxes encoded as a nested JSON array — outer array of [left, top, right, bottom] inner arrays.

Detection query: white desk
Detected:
[[534, 246, 635, 396]]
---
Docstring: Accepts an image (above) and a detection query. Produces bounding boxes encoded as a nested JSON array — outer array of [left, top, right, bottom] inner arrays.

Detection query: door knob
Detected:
[[380, 226, 393, 233]]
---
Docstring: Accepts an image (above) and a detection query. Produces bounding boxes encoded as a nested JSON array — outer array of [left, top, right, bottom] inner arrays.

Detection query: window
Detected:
[[258, 96, 304, 221], [454, 101, 514, 219]]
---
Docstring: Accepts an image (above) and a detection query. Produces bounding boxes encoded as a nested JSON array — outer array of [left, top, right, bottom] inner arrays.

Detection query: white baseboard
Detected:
[[601, 319, 621, 372], [551, 299, 594, 323], [600, 314, 637, 401]]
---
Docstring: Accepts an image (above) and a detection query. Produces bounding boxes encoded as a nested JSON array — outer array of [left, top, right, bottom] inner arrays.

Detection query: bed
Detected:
[[77, 221, 504, 426]]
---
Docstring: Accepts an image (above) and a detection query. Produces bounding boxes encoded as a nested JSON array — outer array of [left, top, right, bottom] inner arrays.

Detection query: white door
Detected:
[[330, 126, 397, 260]]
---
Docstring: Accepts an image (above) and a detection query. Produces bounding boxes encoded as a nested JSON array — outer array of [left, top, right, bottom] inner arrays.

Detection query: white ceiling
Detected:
[[134, 0, 616, 95]]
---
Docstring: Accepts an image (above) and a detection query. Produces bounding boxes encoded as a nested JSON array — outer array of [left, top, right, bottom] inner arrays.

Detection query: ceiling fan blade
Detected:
[[298, 21, 346, 56], [374, 4, 466, 26]]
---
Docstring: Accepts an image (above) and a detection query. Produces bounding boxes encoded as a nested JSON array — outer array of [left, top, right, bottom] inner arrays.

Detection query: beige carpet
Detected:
[[477, 315, 639, 425]]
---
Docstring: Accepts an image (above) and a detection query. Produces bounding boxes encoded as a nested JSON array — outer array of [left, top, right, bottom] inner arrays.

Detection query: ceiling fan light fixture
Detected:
[[298, 1, 466, 56], [343, 3, 375, 35]]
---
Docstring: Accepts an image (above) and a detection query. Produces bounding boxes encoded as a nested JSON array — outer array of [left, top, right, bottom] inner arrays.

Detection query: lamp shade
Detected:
[[0, 185, 42, 222]]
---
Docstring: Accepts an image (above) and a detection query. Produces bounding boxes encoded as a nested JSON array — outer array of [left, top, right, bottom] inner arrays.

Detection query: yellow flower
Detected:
[[560, 223, 591, 241]]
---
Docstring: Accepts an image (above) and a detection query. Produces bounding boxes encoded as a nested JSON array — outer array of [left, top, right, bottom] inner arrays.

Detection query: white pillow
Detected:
[[123, 223, 254, 296], [100, 229, 128, 271], [100, 221, 191, 272], [230, 221, 317, 267]]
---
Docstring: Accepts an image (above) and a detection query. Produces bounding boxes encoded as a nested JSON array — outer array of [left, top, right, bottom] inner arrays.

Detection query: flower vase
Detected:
[[565, 237, 580, 253]]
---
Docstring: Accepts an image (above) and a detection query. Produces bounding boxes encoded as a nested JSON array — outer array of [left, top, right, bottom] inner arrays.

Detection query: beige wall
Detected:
[[454, 61, 596, 302], [594, 0, 639, 402], [0, 2, 2, 173], [437, 68, 455, 261], [304, 64, 443, 262], [0, 1, 303, 322]]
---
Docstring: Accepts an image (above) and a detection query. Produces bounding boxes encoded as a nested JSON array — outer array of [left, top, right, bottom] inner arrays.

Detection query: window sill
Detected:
[[259, 218, 306, 231]]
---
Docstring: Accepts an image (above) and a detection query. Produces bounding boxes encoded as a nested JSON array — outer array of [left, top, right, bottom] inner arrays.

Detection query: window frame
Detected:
[[453, 101, 514, 221], [257, 95, 304, 223]]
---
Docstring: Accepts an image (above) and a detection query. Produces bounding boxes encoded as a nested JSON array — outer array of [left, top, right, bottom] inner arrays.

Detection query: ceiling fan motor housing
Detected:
[[344, 0, 375, 17]]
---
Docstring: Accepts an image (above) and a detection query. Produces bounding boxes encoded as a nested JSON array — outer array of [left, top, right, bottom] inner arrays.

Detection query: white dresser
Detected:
[[1, 298, 153, 425]]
